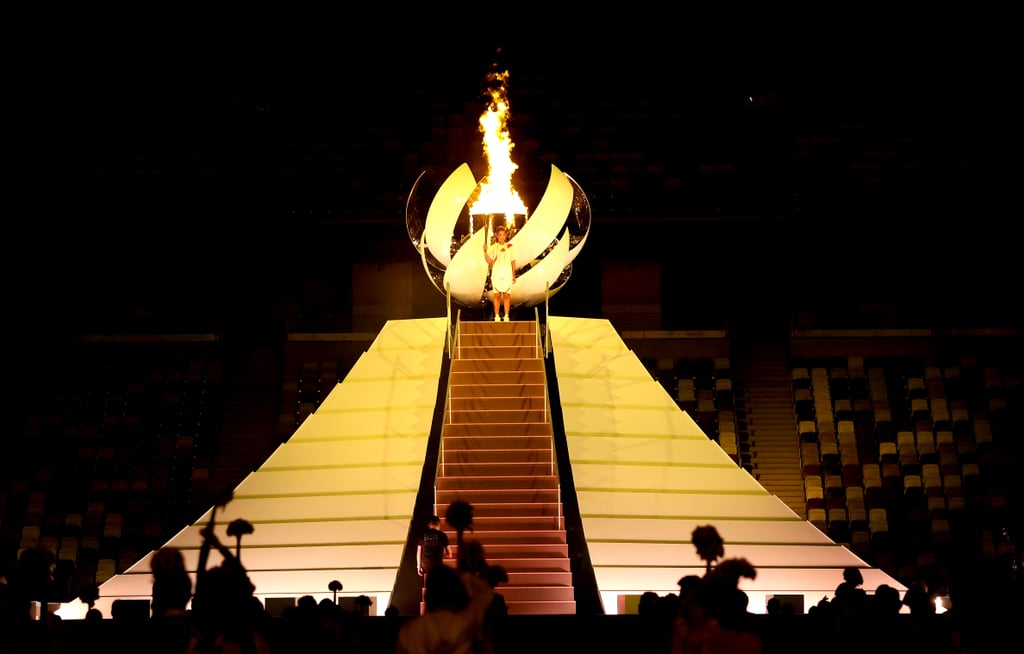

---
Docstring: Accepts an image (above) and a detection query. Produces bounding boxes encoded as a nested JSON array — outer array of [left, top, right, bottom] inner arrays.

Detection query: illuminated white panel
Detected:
[[443, 229, 491, 305], [575, 490, 793, 519], [548, 315, 907, 604], [587, 543, 871, 568], [234, 467, 424, 496], [143, 519, 411, 550], [508, 165, 573, 262], [572, 465, 767, 493], [209, 490, 419, 522], [510, 229, 571, 306], [261, 438, 428, 468], [580, 518, 827, 544], [423, 163, 476, 267], [566, 436, 734, 464], [97, 319, 446, 614]]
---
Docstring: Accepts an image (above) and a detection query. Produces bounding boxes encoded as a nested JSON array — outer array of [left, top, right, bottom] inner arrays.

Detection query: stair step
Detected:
[[436, 488, 561, 505], [437, 475, 558, 491], [449, 384, 545, 399], [494, 586, 575, 602], [750, 452, 799, 460], [440, 462, 556, 477], [450, 356, 544, 370], [443, 424, 551, 439], [761, 469, 801, 478], [440, 515, 564, 531], [421, 599, 577, 616], [500, 570, 573, 586], [455, 345, 541, 359], [750, 442, 798, 450], [758, 481, 804, 490], [750, 434, 798, 442], [441, 502, 563, 518], [504, 600, 576, 615], [459, 321, 535, 335], [751, 457, 800, 465], [753, 467, 803, 476], [441, 529, 568, 546], [443, 435, 552, 450], [444, 449, 555, 464], [451, 358, 544, 373], [447, 409, 549, 424], [468, 544, 570, 558], [449, 396, 547, 411], [451, 371, 546, 385], [488, 559, 572, 573]]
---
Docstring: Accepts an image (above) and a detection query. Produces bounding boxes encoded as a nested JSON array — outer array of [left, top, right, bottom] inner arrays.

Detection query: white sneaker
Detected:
[[502, 316, 509, 322], [494, 315, 500, 322]]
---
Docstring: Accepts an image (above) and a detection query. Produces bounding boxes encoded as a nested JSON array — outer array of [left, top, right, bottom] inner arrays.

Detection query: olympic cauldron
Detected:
[[406, 162, 591, 309]]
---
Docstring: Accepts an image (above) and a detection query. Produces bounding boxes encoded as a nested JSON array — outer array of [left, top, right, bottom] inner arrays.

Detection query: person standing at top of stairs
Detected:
[[484, 224, 517, 322]]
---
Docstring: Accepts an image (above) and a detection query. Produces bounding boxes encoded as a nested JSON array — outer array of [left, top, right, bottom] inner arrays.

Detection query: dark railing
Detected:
[[389, 312, 455, 616]]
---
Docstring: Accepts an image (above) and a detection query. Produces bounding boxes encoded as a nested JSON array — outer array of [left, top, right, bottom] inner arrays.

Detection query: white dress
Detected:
[[487, 242, 515, 293]]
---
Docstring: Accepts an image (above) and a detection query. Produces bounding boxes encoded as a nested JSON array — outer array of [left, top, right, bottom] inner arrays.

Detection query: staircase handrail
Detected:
[[534, 307, 548, 425], [440, 310, 463, 496], [533, 306, 541, 360], [445, 283, 453, 358], [543, 282, 552, 357]]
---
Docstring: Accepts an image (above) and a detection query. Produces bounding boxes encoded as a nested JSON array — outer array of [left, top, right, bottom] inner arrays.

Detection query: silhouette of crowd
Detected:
[[4, 501, 1023, 653]]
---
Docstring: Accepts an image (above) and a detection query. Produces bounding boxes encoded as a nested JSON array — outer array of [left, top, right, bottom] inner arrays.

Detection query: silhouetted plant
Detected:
[[329, 579, 343, 604], [692, 524, 724, 576], [445, 500, 474, 550], [226, 518, 254, 559], [707, 557, 756, 586]]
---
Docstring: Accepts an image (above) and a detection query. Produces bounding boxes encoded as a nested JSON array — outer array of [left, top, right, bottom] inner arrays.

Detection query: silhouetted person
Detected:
[[417, 515, 451, 580], [355, 594, 373, 616], [762, 596, 801, 654], [455, 540, 499, 654], [147, 546, 199, 654], [1, 546, 57, 652], [150, 547, 193, 620], [636, 591, 675, 654], [190, 524, 271, 653], [395, 563, 492, 654], [671, 581, 762, 654], [866, 583, 906, 654], [280, 594, 328, 652], [834, 567, 866, 603]]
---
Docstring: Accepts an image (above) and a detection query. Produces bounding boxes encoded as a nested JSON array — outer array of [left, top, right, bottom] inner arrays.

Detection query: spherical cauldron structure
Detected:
[[406, 163, 591, 309]]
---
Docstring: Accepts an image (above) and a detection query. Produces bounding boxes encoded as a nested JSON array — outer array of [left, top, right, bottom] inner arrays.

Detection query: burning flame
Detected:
[[469, 69, 528, 231]]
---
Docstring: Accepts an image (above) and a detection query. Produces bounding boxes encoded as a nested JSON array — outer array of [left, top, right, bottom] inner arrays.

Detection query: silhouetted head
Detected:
[[424, 565, 469, 612], [677, 574, 702, 600], [842, 567, 864, 587], [874, 584, 902, 615]]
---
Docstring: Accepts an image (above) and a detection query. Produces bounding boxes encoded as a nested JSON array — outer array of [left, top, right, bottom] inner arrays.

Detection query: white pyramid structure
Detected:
[[92, 317, 448, 617], [547, 315, 905, 613], [91, 316, 903, 617]]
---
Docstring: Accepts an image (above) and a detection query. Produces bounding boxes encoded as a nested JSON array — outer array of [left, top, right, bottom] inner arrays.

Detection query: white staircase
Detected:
[[436, 319, 576, 615]]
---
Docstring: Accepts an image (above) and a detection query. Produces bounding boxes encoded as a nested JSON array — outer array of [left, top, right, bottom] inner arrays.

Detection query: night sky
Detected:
[[9, 12, 1016, 336]]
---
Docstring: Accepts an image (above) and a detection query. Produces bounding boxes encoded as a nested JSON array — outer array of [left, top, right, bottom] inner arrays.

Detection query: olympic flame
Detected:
[[469, 69, 528, 235]]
